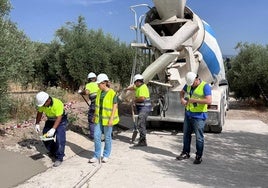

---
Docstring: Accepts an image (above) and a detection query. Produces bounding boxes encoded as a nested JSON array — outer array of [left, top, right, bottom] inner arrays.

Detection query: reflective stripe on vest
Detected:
[[186, 81, 208, 112], [94, 89, 119, 126]]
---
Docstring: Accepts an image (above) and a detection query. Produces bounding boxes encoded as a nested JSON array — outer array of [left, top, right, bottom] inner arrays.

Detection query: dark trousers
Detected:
[[136, 108, 150, 142], [88, 104, 95, 138], [43, 115, 67, 161]]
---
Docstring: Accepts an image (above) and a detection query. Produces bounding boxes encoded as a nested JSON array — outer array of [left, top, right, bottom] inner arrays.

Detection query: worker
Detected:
[[78, 72, 99, 140], [34, 91, 68, 167], [88, 73, 119, 163], [176, 72, 212, 164], [126, 74, 151, 147]]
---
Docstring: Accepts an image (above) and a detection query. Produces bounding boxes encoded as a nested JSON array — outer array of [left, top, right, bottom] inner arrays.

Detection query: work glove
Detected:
[[46, 128, 56, 137], [78, 89, 82, 94], [35, 124, 40, 133]]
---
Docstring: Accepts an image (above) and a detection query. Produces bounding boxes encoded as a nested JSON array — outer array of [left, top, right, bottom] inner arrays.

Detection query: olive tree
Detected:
[[227, 42, 268, 103]]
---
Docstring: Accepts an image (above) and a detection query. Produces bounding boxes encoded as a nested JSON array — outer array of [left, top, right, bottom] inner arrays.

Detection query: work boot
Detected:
[[176, 152, 190, 160], [193, 155, 202, 164], [53, 160, 62, 167], [133, 139, 147, 147]]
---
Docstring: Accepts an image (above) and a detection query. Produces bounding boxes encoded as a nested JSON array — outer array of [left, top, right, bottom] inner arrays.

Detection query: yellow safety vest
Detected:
[[135, 84, 151, 107], [38, 98, 64, 121], [186, 81, 208, 113], [85, 82, 99, 100], [94, 89, 119, 126]]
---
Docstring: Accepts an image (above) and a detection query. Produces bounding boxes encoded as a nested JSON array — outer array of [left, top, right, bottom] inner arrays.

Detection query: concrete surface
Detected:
[[2, 119, 268, 188], [0, 149, 46, 188]]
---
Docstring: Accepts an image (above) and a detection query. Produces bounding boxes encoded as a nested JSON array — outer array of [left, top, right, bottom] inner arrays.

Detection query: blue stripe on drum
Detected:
[[203, 21, 215, 38], [199, 21, 221, 76], [199, 41, 220, 76]]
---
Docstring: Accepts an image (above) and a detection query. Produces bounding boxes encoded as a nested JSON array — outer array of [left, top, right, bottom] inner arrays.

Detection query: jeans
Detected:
[[93, 123, 113, 159], [88, 105, 95, 138], [182, 116, 205, 157], [43, 115, 67, 161]]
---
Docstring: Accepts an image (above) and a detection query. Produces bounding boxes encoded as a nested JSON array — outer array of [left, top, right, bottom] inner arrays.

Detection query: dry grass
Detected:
[[7, 82, 82, 124]]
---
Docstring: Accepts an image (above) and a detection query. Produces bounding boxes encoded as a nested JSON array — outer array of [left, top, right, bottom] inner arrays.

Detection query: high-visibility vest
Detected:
[[85, 82, 99, 100], [94, 89, 119, 126], [135, 84, 151, 107], [38, 98, 65, 121], [186, 81, 208, 113]]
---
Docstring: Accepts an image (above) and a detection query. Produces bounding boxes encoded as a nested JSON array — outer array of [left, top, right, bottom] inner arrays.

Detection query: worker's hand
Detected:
[[35, 124, 40, 133], [78, 89, 82, 94], [47, 128, 56, 137], [181, 98, 188, 106], [108, 118, 113, 126]]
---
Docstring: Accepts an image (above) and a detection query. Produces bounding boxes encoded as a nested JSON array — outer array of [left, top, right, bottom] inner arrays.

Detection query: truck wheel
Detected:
[[210, 125, 222, 133], [204, 124, 210, 132]]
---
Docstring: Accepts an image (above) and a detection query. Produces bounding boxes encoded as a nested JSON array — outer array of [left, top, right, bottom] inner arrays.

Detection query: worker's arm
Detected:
[[79, 89, 90, 95], [188, 95, 212, 105], [53, 115, 63, 129], [46, 115, 63, 137], [108, 103, 118, 126], [34, 111, 43, 133], [180, 89, 188, 106], [135, 96, 146, 103], [125, 84, 135, 91], [35, 111, 43, 124]]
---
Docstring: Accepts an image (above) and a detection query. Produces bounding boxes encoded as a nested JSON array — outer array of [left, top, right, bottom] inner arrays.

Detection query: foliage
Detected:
[[46, 87, 68, 103], [0, 0, 35, 122], [17, 15, 134, 92], [33, 42, 61, 88], [227, 42, 268, 101], [52, 16, 134, 91], [8, 94, 36, 124]]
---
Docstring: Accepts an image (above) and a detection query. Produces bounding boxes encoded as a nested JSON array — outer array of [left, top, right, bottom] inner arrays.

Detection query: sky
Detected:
[[9, 0, 268, 55]]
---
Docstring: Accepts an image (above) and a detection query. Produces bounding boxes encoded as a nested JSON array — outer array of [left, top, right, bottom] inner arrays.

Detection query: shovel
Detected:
[[80, 94, 90, 106], [131, 104, 138, 143]]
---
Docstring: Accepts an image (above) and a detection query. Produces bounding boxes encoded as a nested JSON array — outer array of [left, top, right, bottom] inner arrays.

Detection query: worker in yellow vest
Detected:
[[126, 74, 151, 147], [35, 91, 68, 167], [78, 72, 99, 140], [176, 72, 212, 164], [88, 73, 119, 163]]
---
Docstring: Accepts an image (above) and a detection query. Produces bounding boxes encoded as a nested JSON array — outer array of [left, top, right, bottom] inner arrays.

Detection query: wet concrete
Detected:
[[0, 149, 46, 188]]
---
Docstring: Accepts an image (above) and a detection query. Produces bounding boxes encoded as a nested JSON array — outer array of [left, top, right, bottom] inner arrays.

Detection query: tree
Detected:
[[54, 16, 134, 91], [227, 42, 268, 102]]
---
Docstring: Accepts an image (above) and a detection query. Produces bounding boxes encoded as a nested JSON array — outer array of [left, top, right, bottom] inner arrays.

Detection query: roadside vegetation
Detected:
[[0, 0, 268, 125], [226, 43, 268, 105]]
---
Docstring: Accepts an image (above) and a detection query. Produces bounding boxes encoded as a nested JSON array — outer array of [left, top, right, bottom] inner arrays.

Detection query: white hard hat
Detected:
[[36, 91, 49, 107], [87, 72, 96, 79], [133, 74, 144, 82], [186, 72, 197, 86], [96, 73, 109, 84]]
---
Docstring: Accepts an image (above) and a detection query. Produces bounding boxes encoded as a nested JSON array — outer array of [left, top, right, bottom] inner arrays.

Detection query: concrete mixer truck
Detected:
[[120, 0, 229, 133]]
